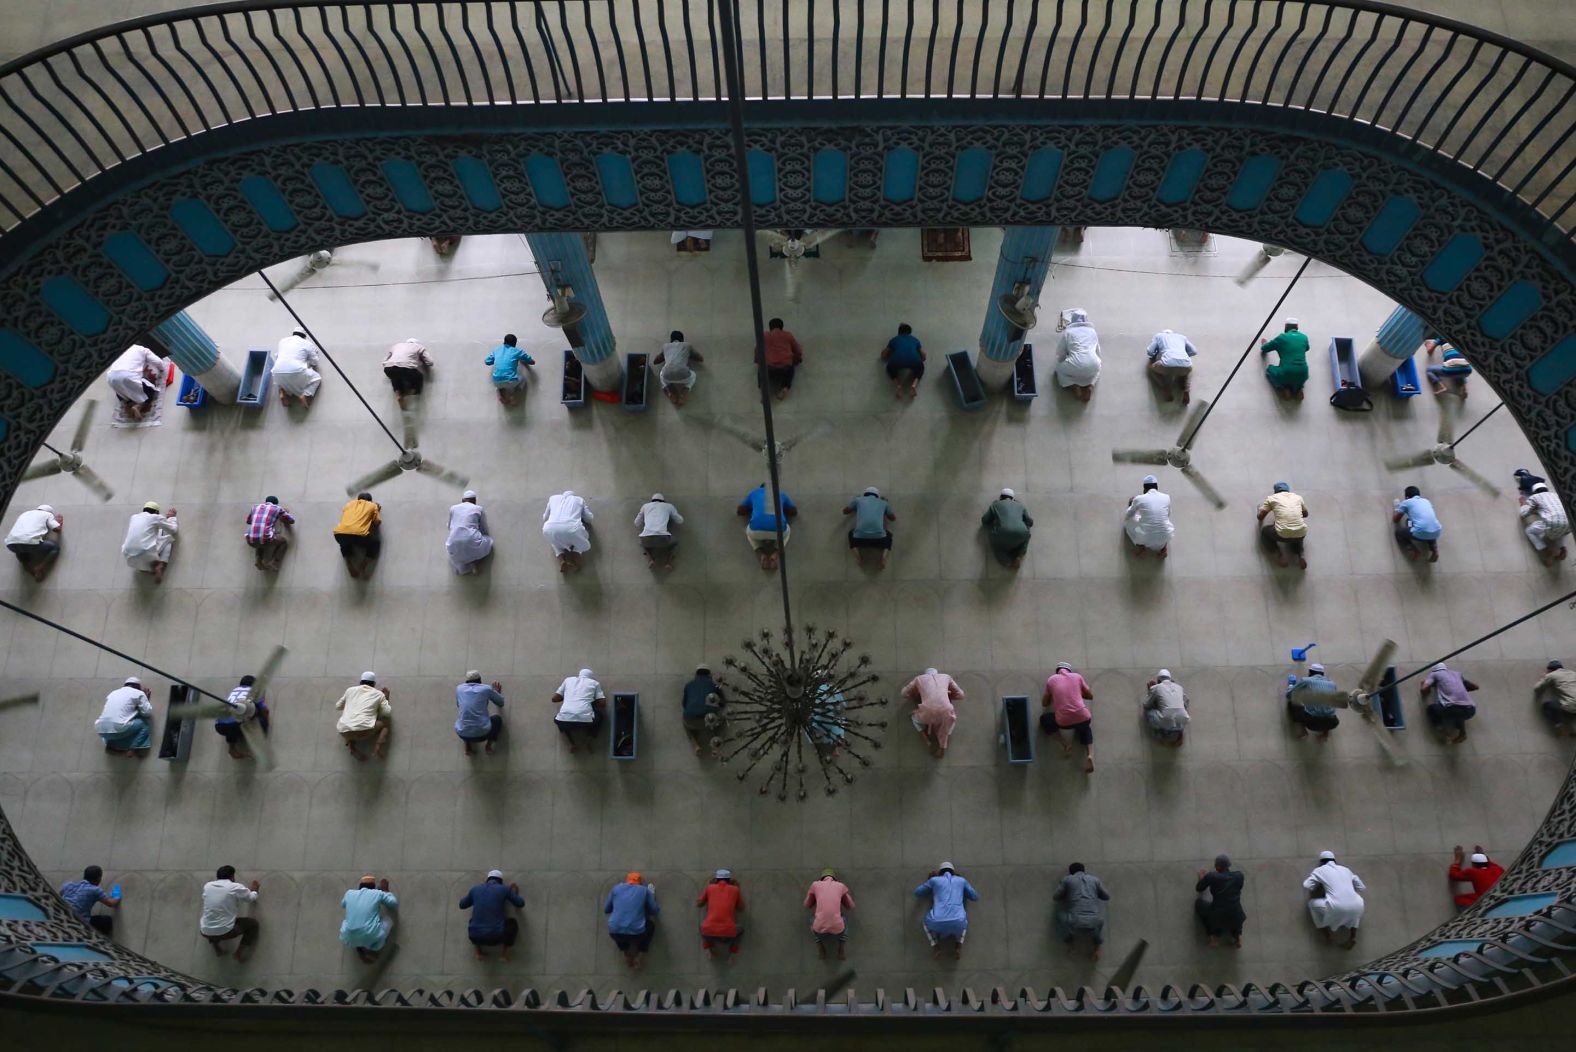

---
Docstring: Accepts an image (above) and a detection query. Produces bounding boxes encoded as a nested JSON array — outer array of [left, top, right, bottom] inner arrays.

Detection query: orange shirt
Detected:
[[696, 881, 743, 936], [334, 499, 380, 537], [763, 329, 803, 368]]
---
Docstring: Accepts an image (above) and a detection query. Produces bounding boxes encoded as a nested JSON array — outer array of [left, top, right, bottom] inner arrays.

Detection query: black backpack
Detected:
[[1330, 385, 1374, 412]]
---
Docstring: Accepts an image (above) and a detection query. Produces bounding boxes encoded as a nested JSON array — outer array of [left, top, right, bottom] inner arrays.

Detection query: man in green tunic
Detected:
[[982, 488, 1034, 569], [1261, 318, 1310, 400]]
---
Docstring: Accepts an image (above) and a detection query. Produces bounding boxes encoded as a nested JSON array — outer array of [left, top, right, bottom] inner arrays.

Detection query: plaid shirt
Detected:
[[245, 502, 294, 543]]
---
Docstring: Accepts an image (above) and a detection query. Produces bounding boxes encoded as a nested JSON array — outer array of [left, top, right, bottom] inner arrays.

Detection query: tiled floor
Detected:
[[0, 227, 1572, 999]]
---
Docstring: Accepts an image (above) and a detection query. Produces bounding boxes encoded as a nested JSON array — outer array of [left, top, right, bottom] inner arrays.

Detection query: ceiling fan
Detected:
[[1383, 401, 1500, 495], [344, 405, 469, 495], [173, 645, 287, 770], [1110, 400, 1226, 508], [22, 399, 114, 501], [701, 414, 833, 466], [760, 229, 843, 302], [1291, 638, 1406, 764]]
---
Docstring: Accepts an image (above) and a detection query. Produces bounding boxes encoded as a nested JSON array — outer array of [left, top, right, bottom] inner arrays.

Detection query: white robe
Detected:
[[272, 334, 322, 397], [445, 502, 493, 574], [542, 491, 593, 555], [1303, 862, 1366, 930], [1124, 490, 1174, 550], [1055, 322, 1102, 387], [121, 511, 177, 570], [107, 345, 162, 404]]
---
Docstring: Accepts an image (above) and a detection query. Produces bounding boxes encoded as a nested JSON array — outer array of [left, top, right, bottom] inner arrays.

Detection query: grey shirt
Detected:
[[849, 494, 891, 538], [1053, 871, 1110, 918]]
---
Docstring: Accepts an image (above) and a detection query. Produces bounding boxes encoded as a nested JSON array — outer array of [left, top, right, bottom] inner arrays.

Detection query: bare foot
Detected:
[[346, 742, 365, 761], [484, 741, 494, 754], [1298, 556, 1308, 569], [1429, 549, 1439, 563], [463, 743, 474, 756], [931, 946, 942, 960], [952, 946, 962, 960], [474, 946, 486, 960], [1083, 757, 1095, 774], [1090, 947, 1101, 961]]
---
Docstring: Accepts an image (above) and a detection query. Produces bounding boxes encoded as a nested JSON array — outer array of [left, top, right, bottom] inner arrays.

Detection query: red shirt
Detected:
[[763, 329, 803, 368], [696, 881, 743, 936], [1448, 860, 1505, 907]]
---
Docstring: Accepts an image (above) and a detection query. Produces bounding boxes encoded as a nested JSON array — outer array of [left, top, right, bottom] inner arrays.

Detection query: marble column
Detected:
[[148, 310, 240, 403], [524, 232, 622, 391], [1357, 305, 1425, 387], [977, 227, 1057, 390]]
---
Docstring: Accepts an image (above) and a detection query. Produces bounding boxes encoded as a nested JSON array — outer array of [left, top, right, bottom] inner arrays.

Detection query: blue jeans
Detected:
[[99, 715, 151, 751]]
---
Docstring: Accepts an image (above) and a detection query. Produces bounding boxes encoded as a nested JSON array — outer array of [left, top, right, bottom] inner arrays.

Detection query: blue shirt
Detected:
[[604, 882, 659, 934], [742, 485, 795, 531], [339, 887, 398, 949], [60, 880, 108, 922], [459, 880, 524, 939], [913, 873, 978, 927], [485, 344, 535, 383], [454, 682, 505, 737], [1288, 674, 1341, 718], [886, 332, 923, 368], [1398, 496, 1442, 540]]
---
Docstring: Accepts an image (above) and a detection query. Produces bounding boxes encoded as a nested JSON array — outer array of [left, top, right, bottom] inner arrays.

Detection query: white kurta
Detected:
[[658, 341, 697, 388], [121, 511, 177, 570], [1055, 322, 1102, 387], [1303, 862, 1366, 930], [272, 334, 322, 397], [1124, 490, 1174, 550], [107, 345, 162, 403], [542, 491, 593, 555], [445, 502, 493, 574]]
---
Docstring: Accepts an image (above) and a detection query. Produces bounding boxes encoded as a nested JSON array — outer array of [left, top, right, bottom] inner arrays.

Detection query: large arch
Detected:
[[1, 0, 1575, 1024]]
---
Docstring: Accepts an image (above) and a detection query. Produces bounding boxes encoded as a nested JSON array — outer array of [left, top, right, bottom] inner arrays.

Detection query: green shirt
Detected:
[[1261, 330, 1310, 372]]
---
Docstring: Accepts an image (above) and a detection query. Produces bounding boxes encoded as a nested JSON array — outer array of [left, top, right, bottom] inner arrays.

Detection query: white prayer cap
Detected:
[[487, 868, 505, 879], [1156, 669, 1172, 681], [142, 500, 160, 513], [360, 671, 377, 684], [123, 676, 142, 687], [407, 335, 421, 342], [1431, 662, 1449, 672], [714, 868, 731, 880], [1308, 662, 1325, 674], [1056, 661, 1073, 672], [651, 493, 665, 502], [578, 668, 594, 679], [1318, 850, 1336, 861], [938, 860, 955, 873], [925, 667, 938, 675], [462, 490, 477, 500], [1000, 487, 1016, 499], [863, 486, 880, 497], [37, 504, 54, 514], [1470, 852, 1489, 864], [1069, 308, 1088, 323], [465, 670, 482, 682], [1142, 475, 1157, 486], [1285, 317, 1299, 327]]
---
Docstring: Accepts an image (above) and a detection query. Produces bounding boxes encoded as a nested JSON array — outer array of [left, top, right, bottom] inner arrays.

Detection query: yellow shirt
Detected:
[[335, 499, 380, 537], [1259, 492, 1308, 538]]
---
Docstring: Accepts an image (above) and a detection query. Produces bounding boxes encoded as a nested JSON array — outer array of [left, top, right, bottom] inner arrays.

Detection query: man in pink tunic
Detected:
[[1041, 661, 1096, 773], [803, 868, 855, 960], [902, 668, 965, 757]]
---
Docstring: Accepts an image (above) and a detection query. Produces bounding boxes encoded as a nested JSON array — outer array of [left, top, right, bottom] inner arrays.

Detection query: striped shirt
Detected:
[[245, 502, 294, 543], [1523, 490, 1570, 531]]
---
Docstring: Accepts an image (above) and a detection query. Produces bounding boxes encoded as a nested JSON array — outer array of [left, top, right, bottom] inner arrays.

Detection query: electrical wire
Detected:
[[1386, 587, 1576, 692], [1448, 401, 1505, 448]]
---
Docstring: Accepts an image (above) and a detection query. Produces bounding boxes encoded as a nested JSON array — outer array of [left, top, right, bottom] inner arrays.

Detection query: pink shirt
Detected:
[[902, 672, 965, 748], [1045, 671, 1092, 724], [803, 878, 854, 934]]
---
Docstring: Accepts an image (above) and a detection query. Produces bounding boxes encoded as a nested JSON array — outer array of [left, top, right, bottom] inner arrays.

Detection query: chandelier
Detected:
[[717, 624, 887, 800]]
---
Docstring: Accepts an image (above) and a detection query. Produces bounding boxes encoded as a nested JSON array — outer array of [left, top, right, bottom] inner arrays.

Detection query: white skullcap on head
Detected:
[[651, 493, 665, 502], [1069, 308, 1088, 323], [925, 667, 939, 675], [407, 336, 421, 342], [1142, 475, 1158, 486], [1000, 487, 1016, 499], [1318, 850, 1336, 861], [465, 670, 482, 682], [487, 868, 504, 879], [37, 504, 54, 514], [1470, 852, 1489, 864], [578, 668, 594, 679], [1285, 317, 1299, 326], [714, 868, 731, 880], [360, 671, 377, 683], [1156, 669, 1172, 680], [864, 486, 880, 497], [124, 676, 142, 687], [462, 490, 477, 500], [1308, 662, 1325, 674]]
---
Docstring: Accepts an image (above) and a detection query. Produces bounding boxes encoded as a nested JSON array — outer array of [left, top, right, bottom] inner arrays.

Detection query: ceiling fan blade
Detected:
[[1384, 450, 1438, 471], [70, 400, 98, 453], [1448, 459, 1502, 496], [400, 406, 420, 450], [709, 416, 766, 452], [761, 230, 789, 250], [1111, 449, 1170, 465], [800, 228, 841, 250], [415, 458, 470, 488], [346, 460, 405, 495], [0, 693, 41, 709], [172, 698, 239, 721], [237, 719, 275, 771], [1181, 465, 1227, 509], [248, 644, 288, 700], [72, 463, 115, 502], [1174, 399, 1211, 450], [778, 419, 834, 455], [1106, 938, 1150, 992], [1356, 638, 1398, 696], [1436, 407, 1456, 447], [1363, 711, 1408, 765], [22, 459, 63, 482]]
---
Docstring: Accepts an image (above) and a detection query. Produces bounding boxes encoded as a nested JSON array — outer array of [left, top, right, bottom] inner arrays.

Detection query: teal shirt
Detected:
[[339, 887, 397, 949], [1261, 331, 1310, 374], [485, 345, 535, 383]]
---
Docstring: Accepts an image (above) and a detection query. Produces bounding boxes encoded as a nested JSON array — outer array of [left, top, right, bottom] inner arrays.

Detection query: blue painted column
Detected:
[[978, 227, 1058, 389], [524, 232, 622, 391], [1358, 305, 1426, 386], [150, 310, 240, 402]]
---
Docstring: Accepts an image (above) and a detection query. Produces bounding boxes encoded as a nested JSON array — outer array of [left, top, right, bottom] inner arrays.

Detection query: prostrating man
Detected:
[[1303, 850, 1365, 949], [680, 664, 725, 757], [737, 482, 797, 571], [605, 871, 660, 970], [94, 676, 153, 758], [1448, 846, 1505, 911], [881, 322, 926, 399], [455, 671, 505, 756], [1054, 862, 1111, 961], [121, 501, 177, 583], [215, 674, 270, 761], [445, 490, 493, 576], [1142, 669, 1190, 746], [804, 868, 855, 961], [483, 333, 534, 407], [1261, 318, 1310, 400], [982, 488, 1033, 569], [1421, 661, 1479, 744], [552, 667, 606, 753], [245, 496, 295, 572], [843, 486, 896, 569], [542, 490, 593, 573], [901, 667, 964, 758], [763, 317, 804, 401], [634, 493, 683, 571], [461, 869, 524, 960], [333, 491, 382, 579], [1195, 855, 1245, 949], [272, 329, 322, 407], [1287, 662, 1341, 743], [1534, 659, 1576, 735], [1393, 485, 1442, 563], [199, 865, 260, 961], [654, 330, 704, 407], [1520, 482, 1570, 566], [340, 875, 398, 964], [1054, 307, 1102, 402], [1041, 662, 1096, 773], [335, 671, 392, 761], [915, 862, 978, 960], [6, 503, 63, 581], [1256, 481, 1308, 569], [61, 865, 121, 936], [382, 336, 433, 408], [1145, 328, 1199, 404], [697, 869, 745, 960], [1425, 337, 1472, 397], [106, 344, 166, 420], [1124, 475, 1173, 559]]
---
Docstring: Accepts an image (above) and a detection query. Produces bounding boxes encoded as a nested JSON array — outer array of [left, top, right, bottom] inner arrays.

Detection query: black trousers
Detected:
[[470, 917, 519, 948], [335, 527, 382, 561], [555, 712, 604, 739], [458, 715, 504, 744], [1195, 898, 1245, 938], [88, 914, 114, 936], [768, 364, 796, 388], [384, 365, 425, 395], [612, 919, 656, 953]]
